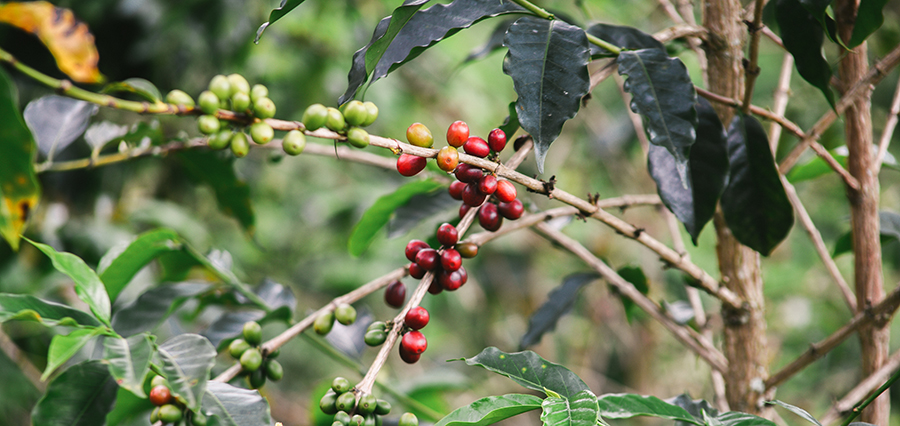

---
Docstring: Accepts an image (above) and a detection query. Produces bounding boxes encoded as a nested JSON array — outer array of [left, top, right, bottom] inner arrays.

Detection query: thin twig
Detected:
[[0, 328, 45, 393], [819, 348, 900, 425], [873, 72, 900, 174], [741, 0, 767, 115], [761, 26, 785, 50], [768, 52, 795, 152]]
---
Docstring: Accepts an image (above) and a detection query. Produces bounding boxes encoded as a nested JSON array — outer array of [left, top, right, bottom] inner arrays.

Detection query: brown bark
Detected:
[[703, 0, 771, 415], [834, 0, 889, 423]]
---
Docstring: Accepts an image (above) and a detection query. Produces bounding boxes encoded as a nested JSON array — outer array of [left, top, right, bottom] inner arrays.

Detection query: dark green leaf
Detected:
[[585, 23, 664, 58], [463, 19, 516, 64], [720, 114, 793, 256], [203, 381, 273, 426], [776, 0, 835, 108], [648, 98, 728, 244], [618, 48, 698, 184], [31, 360, 118, 426], [541, 390, 599, 426], [832, 231, 852, 257], [767, 400, 822, 426], [103, 334, 154, 398], [349, 179, 444, 256], [712, 411, 776, 426], [664, 393, 717, 426], [0, 293, 100, 327], [101, 78, 162, 103], [255, 0, 309, 43], [98, 228, 184, 304], [615, 266, 649, 324], [23, 95, 97, 157], [365, 1, 432, 76], [504, 17, 591, 174], [386, 189, 459, 239], [176, 150, 254, 233], [832, 212, 900, 257], [459, 347, 590, 399], [596, 393, 700, 424], [499, 101, 520, 139], [158, 334, 217, 412], [105, 386, 155, 426], [519, 273, 599, 349], [111, 282, 211, 336], [849, 0, 889, 47], [435, 394, 543, 426], [26, 238, 111, 326], [203, 278, 296, 348], [42, 327, 104, 381]]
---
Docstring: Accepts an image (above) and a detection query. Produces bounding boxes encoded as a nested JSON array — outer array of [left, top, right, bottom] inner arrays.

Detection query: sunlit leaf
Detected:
[[158, 334, 217, 412], [42, 327, 104, 381], [30, 360, 118, 426], [520, 273, 598, 349], [203, 381, 273, 426], [767, 400, 822, 426], [101, 78, 162, 103], [349, 179, 444, 256], [596, 393, 701, 424], [103, 334, 154, 398], [541, 390, 599, 426], [459, 347, 590, 399], [435, 394, 543, 426], [0, 293, 100, 327], [98, 228, 184, 304], [24, 95, 97, 158], [0, 68, 40, 251]]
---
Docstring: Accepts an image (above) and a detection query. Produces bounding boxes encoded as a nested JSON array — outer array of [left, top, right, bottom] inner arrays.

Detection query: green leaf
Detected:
[[203, 278, 296, 348], [42, 327, 104, 381], [776, 0, 836, 108], [0, 293, 100, 327], [849, 0, 889, 47], [618, 48, 698, 185], [364, 0, 431, 76], [648, 98, 729, 244], [348, 179, 444, 256], [520, 273, 599, 349], [101, 78, 162, 103], [767, 400, 822, 426], [0, 67, 41, 251], [176, 150, 254, 233], [98, 228, 184, 303], [26, 238, 111, 326], [255, 0, 309, 43], [105, 386, 155, 426], [664, 393, 717, 425], [503, 17, 591, 174], [111, 282, 211, 337], [386, 189, 459, 239], [585, 23, 664, 58], [596, 393, 701, 424], [202, 381, 273, 426], [435, 394, 543, 426], [499, 101, 520, 140], [541, 390, 599, 426], [102, 334, 153, 398], [785, 151, 848, 183], [615, 266, 649, 324], [712, 411, 776, 426], [158, 334, 217, 412], [720, 114, 793, 256], [23, 95, 97, 157], [459, 347, 590, 399], [30, 360, 118, 426]]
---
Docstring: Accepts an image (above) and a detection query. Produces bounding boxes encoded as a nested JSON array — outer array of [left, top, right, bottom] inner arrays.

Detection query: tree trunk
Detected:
[[703, 0, 771, 415], [834, 0, 889, 423]]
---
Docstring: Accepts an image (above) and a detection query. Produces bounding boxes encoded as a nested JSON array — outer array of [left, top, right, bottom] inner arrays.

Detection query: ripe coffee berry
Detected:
[[463, 136, 490, 157], [384, 280, 407, 308], [149, 385, 172, 406], [436, 223, 458, 246], [427, 279, 443, 294], [441, 249, 462, 271], [415, 248, 440, 271], [401, 330, 427, 354], [405, 306, 429, 330], [454, 164, 483, 183], [397, 154, 427, 177], [498, 199, 524, 220], [408, 262, 426, 279], [436, 146, 459, 172], [439, 267, 467, 291], [405, 240, 430, 262], [406, 123, 434, 148], [448, 181, 466, 200], [462, 183, 488, 207], [478, 203, 503, 231], [459, 203, 471, 219], [488, 128, 507, 152], [447, 121, 469, 147], [478, 175, 498, 195], [495, 180, 517, 203], [399, 344, 421, 364]]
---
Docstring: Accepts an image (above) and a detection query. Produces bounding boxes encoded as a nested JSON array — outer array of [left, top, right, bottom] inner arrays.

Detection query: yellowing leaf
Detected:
[[0, 68, 41, 250], [0, 2, 103, 83]]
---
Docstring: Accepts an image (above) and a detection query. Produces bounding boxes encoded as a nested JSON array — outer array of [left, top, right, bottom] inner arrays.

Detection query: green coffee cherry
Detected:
[[227, 74, 250, 96], [209, 75, 231, 100], [265, 359, 284, 381], [350, 414, 365, 426], [253, 97, 277, 119], [364, 415, 376, 426], [198, 91, 220, 115], [332, 422, 345, 426], [228, 338, 251, 359], [334, 411, 351, 426], [357, 394, 377, 415], [342, 101, 368, 127], [374, 399, 391, 415], [334, 303, 357, 325], [250, 84, 268, 102], [191, 412, 208, 426], [242, 321, 263, 345], [198, 115, 220, 135], [366, 321, 386, 333], [364, 329, 386, 347], [249, 367, 266, 389], [314, 311, 335, 335], [303, 104, 329, 131], [166, 89, 195, 107], [159, 404, 183, 424], [151, 375, 167, 388], [282, 130, 306, 156], [231, 92, 251, 112], [267, 348, 280, 359], [325, 107, 346, 132], [240, 348, 263, 371], [398, 412, 418, 426], [208, 129, 232, 150], [332, 376, 351, 394], [335, 391, 357, 412], [320, 390, 339, 415], [361, 102, 379, 127], [250, 122, 275, 145], [150, 407, 160, 423], [231, 132, 250, 158], [346, 127, 369, 149]]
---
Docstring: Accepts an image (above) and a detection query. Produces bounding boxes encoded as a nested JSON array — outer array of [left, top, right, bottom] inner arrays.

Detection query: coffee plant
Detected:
[[0, 0, 899, 425]]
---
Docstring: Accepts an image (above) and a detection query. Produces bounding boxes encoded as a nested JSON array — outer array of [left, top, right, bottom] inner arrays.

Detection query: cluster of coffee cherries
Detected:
[[302, 100, 379, 150], [226, 321, 284, 389], [318, 377, 418, 426], [363, 305, 430, 364], [148, 375, 207, 425], [396, 121, 524, 232], [312, 303, 358, 336]]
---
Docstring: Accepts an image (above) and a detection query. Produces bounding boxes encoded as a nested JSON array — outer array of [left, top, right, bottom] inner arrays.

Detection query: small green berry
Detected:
[[242, 321, 263, 345], [198, 115, 220, 135], [334, 303, 357, 325], [208, 129, 233, 150], [314, 311, 335, 335], [208, 75, 231, 100], [150, 375, 167, 389], [350, 414, 365, 426], [303, 104, 329, 131], [150, 407, 160, 423], [267, 348, 280, 358], [357, 394, 377, 415], [364, 330, 386, 347], [325, 107, 346, 132], [282, 130, 306, 156], [398, 412, 418, 426], [334, 411, 352, 425], [332, 422, 346, 426], [227, 73, 250, 96], [265, 359, 284, 381], [361, 102, 378, 127], [240, 348, 263, 371], [320, 390, 338, 415], [249, 367, 266, 389], [191, 412, 208, 426], [374, 399, 391, 415], [332, 376, 352, 394], [367, 321, 387, 333], [250, 84, 268, 102], [198, 91, 220, 115], [159, 404, 183, 424], [250, 122, 275, 145], [231, 92, 251, 112], [335, 391, 357, 412], [228, 338, 251, 359], [253, 97, 277, 119], [346, 127, 369, 149], [230, 132, 250, 158], [166, 89, 195, 107], [364, 415, 376, 426], [342, 101, 368, 127]]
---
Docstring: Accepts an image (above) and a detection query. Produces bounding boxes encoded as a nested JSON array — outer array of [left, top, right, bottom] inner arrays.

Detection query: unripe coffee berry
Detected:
[[488, 128, 507, 152], [324, 107, 346, 131], [375, 399, 391, 415], [415, 248, 440, 271], [229, 338, 251, 358], [198, 115, 220, 135], [399, 412, 419, 426], [253, 97, 277, 119], [358, 394, 378, 415], [303, 104, 329, 130], [314, 311, 335, 335], [159, 404, 183, 424], [350, 414, 365, 426], [495, 180, 517, 203], [397, 154, 427, 177], [150, 407, 160, 423], [361, 101, 379, 127], [335, 391, 357, 412], [405, 240, 430, 262], [149, 385, 172, 406], [332, 376, 352, 393], [192, 412, 208, 426], [406, 123, 433, 148], [227, 73, 250, 96], [498, 199, 524, 220], [462, 183, 487, 207], [334, 411, 352, 425], [209, 130, 232, 150], [249, 368, 266, 389], [240, 348, 263, 371], [165, 89, 195, 107], [436, 146, 459, 172], [441, 249, 462, 271], [456, 242, 479, 258], [198, 91, 220, 114], [231, 91, 251, 112], [405, 306, 429, 330], [347, 127, 370, 148], [399, 343, 421, 364], [266, 359, 284, 381], [478, 203, 502, 231], [401, 330, 427, 354], [250, 122, 274, 144], [334, 303, 357, 325], [463, 136, 490, 158], [448, 181, 465, 200], [230, 132, 250, 158], [436, 223, 458, 246], [151, 375, 168, 389], [454, 164, 483, 183], [365, 329, 387, 346], [250, 84, 268, 102], [478, 175, 497, 195], [208, 75, 231, 100], [384, 280, 406, 307], [342, 100, 368, 127], [446, 121, 469, 147], [282, 130, 306, 156], [242, 321, 262, 344], [408, 262, 426, 279], [320, 391, 338, 414]]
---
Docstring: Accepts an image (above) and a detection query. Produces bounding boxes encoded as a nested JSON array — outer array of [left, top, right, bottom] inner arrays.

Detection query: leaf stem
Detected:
[[586, 33, 621, 56], [508, 0, 554, 20], [839, 365, 900, 426]]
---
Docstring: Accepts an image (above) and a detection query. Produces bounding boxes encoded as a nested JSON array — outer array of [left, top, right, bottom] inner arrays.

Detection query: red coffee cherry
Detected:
[[427, 279, 443, 294], [488, 128, 507, 152], [149, 385, 172, 406], [447, 121, 469, 147], [495, 180, 517, 203], [439, 266, 467, 291], [436, 223, 458, 246], [405, 240, 430, 262], [401, 330, 427, 354], [455, 164, 483, 183], [463, 137, 490, 158], [448, 181, 466, 200], [462, 183, 487, 207], [498, 199, 524, 220], [478, 203, 503, 231], [397, 154, 427, 177], [459, 203, 471, 219], [415, 248, 440, 271], [399, 343, 421, 364], [477, 175, 497, 195], [405, 306, 429, 330], [441, 249, 462, 271], [436, 146, 459, 172], [409, 262, 426, 279], [384, 280, 407, 308]]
